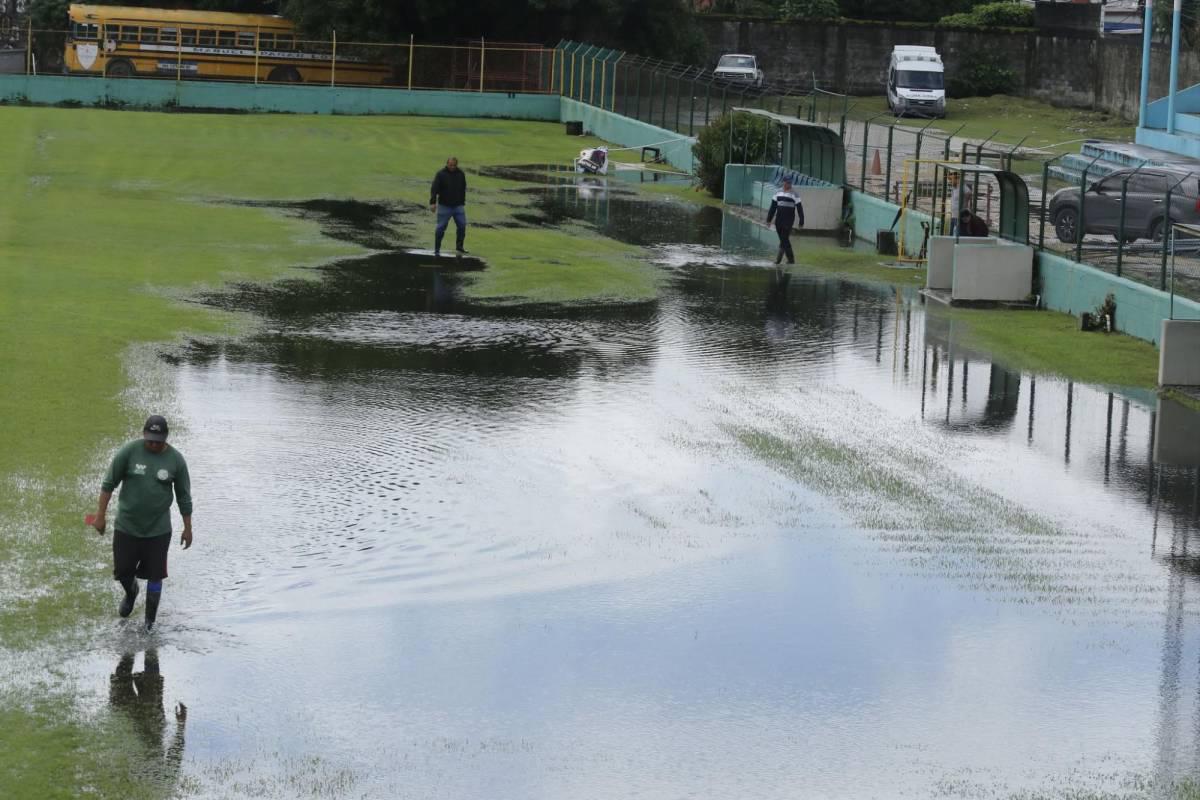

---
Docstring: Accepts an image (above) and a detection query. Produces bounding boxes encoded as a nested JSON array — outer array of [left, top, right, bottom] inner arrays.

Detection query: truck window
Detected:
[[896, 70, 943, 90], [718, 55, 755, 69]]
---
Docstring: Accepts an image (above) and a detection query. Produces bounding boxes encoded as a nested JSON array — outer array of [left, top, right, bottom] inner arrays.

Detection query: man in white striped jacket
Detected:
[[765, 179, 804, 265]]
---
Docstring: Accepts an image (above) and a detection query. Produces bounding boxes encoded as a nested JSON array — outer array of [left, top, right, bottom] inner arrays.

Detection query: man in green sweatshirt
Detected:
[[92, 415, 193, 631]]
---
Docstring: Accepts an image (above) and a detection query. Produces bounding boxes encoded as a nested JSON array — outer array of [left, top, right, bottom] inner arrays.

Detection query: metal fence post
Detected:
[[1076, 153, 1103, 264], [635, 67, 642, 120], [1161, 172, 1193, 289], [704, 80, 711, 129], [884, 124, 894, 203], [661, 74, 670, 129], [1116, 160, 1147, 277], [689, 78, 697, 136], [331, 30, 337, 87], [674, 74, 683, 133]]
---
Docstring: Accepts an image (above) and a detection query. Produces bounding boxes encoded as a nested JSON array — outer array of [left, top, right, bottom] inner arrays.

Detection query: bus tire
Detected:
[[105, 59, 135, 78], [268, 66, 302, 83]]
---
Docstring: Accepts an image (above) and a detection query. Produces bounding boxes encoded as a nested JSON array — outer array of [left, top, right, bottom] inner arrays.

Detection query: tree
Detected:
[[692, 112, 781, 197]]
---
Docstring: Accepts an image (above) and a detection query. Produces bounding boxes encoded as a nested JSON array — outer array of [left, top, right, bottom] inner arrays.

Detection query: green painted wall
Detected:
[[560, 97, 695, 172], [0, 75, 562, 119], [850, 190, 1200, 345], [851, 191, 930, 257]]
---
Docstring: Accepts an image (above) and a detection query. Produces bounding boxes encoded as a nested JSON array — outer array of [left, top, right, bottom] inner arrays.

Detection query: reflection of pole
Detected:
[[1064, 381, 1073, 465], [1104, 392, 1114, 483], [1027, 377, 1036, 443]]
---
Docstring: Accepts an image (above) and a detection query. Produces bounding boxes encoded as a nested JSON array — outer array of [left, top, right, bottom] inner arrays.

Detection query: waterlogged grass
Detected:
[[0, 700, 176, 800], [935, 306, 1161, 389], [798, 246, 927, 286], [727, 417, 1157, 607]]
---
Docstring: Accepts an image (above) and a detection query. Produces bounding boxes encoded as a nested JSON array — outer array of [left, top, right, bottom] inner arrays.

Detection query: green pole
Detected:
[[635, 67, 642, 121], [1115, 160, 1147, 277], [1076, 153, 1103, 264], [884, 124, 894, 203], [689, 78, 697, 137]]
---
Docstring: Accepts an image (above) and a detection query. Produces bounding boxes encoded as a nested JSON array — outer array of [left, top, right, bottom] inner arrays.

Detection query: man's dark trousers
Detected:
[[775, 223, 795, 265]]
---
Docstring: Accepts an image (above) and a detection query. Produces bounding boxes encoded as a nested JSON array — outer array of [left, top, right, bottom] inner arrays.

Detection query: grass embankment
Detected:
[[842, 94, 1135, 155]]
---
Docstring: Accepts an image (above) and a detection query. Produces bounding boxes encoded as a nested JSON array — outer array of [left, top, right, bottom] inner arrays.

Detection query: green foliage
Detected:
[[777, 0, 840, 21], [946, 53, 1017, 97], [939, 0, 1033, 28], [1154, 0, 1200, 49], [692, 112, 781, 197]]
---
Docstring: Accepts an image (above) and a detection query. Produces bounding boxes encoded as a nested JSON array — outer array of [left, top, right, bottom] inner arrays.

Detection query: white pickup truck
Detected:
[[713, 54, 764, 89]]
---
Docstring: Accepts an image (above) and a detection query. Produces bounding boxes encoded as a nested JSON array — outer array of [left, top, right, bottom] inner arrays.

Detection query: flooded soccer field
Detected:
[[61, 179, 1200, 798], [2, 109, 1199, 799]]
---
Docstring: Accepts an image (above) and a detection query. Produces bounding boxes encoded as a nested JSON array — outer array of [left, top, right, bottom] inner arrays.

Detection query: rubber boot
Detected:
[[144, 589, 161, 632], [118, 578, 138, 618]]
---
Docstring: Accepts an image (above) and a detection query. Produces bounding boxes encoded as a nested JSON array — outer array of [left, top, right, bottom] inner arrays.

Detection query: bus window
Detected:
[[181, 29, 197, 46], [72, 22, 99, 40], [275, 35, 294, 50], [259, 32, 275, 49], [237, 32, 255, 49], [120, 26, 139, 43], [217, 30, 235, 48], [198, 30, 216, 47], [140, 27, 158, 43]]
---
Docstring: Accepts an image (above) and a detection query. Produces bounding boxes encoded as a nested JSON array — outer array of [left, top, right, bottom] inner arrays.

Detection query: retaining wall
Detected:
[[0, 74, 562, 119], [560, 97, 696, 172], [696, 17, 1197, 121]]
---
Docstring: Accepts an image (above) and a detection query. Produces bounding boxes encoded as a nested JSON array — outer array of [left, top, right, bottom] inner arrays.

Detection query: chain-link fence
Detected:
[[15, 26, 557, 92]]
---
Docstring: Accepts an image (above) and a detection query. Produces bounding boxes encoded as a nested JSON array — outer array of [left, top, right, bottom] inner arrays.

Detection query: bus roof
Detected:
[[68, 4, 291, 29]]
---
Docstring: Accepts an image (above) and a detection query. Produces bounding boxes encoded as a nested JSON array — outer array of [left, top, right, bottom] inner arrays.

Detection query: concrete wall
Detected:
[[851, 191, 930, 259], [695, 17, 1200, 121], [1159, 319, 1200, 385], [0, 75, 563, 119], [561, 97, 696, 172]]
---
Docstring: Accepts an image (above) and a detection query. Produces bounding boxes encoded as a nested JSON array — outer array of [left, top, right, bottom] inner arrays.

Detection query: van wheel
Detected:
[[268, 66, 302, 83], [1053, 206, 1079, 244], [105, 60, 134, 78]]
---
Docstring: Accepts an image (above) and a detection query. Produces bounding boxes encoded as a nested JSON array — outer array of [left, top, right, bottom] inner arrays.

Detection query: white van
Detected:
[[887, 46, 946, 118]]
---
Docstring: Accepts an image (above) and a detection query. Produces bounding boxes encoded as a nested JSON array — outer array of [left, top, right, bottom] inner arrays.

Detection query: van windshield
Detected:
[[897, 70, 943, 90], [718, 56, 755, 69]]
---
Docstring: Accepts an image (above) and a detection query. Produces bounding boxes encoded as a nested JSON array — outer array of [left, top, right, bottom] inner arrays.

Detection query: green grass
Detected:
[[935, 305, 1161, 388], [840, 94, 1135, 154], [797, 246, 927, 286], [0, 107, 663, 645]]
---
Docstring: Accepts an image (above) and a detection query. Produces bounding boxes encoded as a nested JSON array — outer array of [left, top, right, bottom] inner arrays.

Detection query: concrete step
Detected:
[[1174, 113, 1200, 137], [1048, 153, 1122, 185]]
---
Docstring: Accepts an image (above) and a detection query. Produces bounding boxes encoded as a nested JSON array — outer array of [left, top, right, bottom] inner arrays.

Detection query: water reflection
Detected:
[[152, 183, 1200, 797], [109, 650, 186, 785]]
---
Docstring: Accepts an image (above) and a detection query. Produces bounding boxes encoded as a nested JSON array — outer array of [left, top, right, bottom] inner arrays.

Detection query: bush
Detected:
[[692, 113, 782, 198], [939, 0, 1033, 28], [946, 53, 1017, 97], [778, 0, 840, 21]]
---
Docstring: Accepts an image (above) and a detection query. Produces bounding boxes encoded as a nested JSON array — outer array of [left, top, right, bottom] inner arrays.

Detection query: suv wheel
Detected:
[[1053, 205, 1080, 244]]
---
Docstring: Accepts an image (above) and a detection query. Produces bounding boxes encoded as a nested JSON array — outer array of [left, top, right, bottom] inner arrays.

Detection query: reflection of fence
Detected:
[[24, 28, 557, 92]]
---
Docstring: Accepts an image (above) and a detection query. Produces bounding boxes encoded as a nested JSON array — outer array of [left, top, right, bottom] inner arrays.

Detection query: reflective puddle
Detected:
[[65, 176, 1200, 798]]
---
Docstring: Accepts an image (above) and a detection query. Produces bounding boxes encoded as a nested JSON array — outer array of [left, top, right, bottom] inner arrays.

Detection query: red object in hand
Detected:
[[85, 514, 97, 526]]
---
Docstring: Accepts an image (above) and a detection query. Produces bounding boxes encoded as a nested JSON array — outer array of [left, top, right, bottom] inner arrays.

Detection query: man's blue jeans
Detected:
[[435, 204, 467, 251]]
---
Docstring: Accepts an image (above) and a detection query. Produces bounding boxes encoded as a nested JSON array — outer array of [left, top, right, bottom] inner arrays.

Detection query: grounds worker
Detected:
[[92, 415, 192, 631], [766, 178, 804, 265], [430, 156, 468, 257]]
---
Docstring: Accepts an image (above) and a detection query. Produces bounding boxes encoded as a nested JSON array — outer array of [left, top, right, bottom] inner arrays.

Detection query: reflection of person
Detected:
[[92, 415, 193, 631], [109, 650, 187, 783], [430, 156, 468, 257], [949, 172, 973, 234], [766, 179, 804, 265]]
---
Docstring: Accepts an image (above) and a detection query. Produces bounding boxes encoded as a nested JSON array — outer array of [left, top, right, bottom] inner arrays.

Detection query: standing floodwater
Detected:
[[70, 187, 1200, 799]]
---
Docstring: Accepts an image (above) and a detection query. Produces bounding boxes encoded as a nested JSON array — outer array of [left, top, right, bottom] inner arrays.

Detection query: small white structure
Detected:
[[1159, 319, 1200, 386], [925, 235, 1034, 303]]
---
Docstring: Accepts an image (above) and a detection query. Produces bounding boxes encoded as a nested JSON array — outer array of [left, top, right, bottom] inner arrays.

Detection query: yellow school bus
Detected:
[[64, 4, 392, 84]]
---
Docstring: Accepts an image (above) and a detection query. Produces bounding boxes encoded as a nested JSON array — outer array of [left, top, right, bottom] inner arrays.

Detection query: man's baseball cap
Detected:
[[143, 415, 169, 442]]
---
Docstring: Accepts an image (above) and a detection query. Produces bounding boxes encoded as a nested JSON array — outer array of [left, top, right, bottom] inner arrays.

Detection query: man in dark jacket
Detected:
[[766, 179, 804, 265], [430, 156, 468, 256], [959, 208, 989, 238]]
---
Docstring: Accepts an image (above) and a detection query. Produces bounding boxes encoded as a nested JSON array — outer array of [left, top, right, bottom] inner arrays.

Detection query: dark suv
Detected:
[[1048, 168, 1200, 244]]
